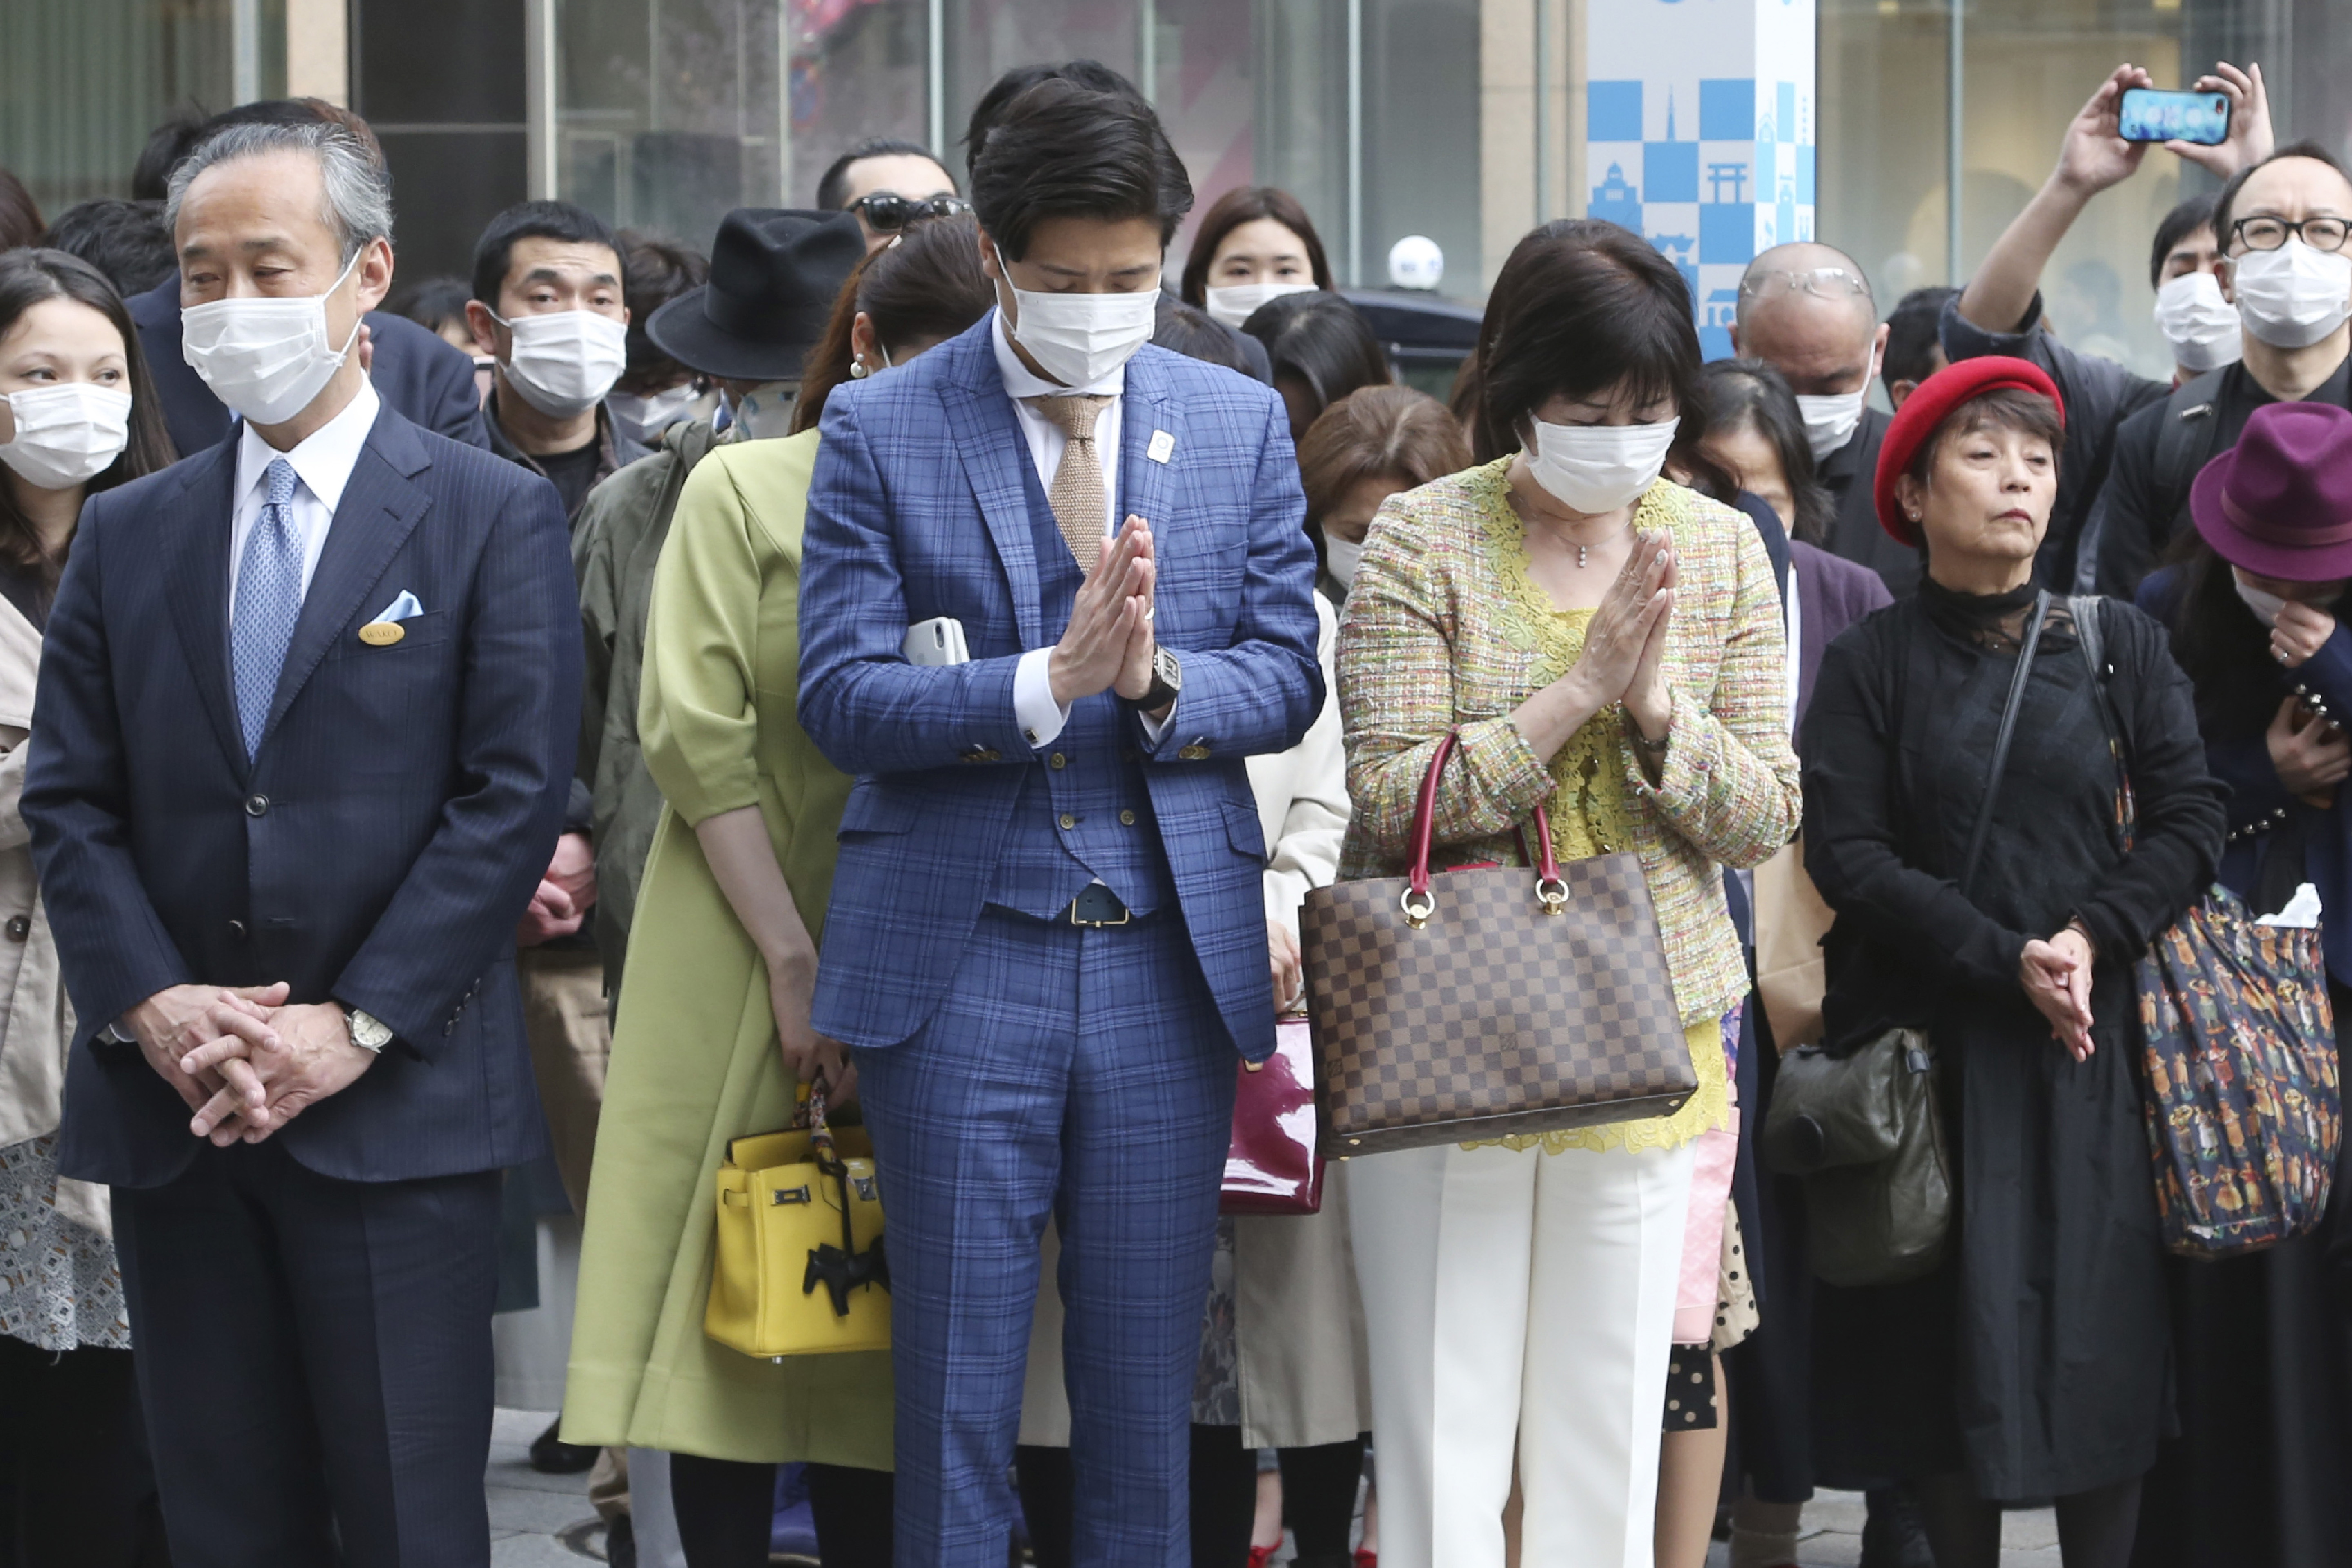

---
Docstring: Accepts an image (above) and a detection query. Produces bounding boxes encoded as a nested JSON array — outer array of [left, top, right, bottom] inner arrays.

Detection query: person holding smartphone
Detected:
[[1939, 61, 2272, 590]]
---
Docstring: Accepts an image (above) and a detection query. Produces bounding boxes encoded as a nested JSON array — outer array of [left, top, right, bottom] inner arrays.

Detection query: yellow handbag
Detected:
[[705, 1087, 891, 1359]]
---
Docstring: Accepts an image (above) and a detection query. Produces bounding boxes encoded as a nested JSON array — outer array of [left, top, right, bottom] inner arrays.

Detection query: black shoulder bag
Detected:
[[1762, 591, 2053, 1287]]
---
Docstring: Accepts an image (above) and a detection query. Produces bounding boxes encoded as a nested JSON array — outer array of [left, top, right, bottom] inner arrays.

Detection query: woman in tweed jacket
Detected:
[[1334, 220, 1800, 1568]]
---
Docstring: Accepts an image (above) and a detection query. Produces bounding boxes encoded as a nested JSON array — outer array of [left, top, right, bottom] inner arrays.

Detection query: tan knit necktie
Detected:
[[1029, 394, 1116, 568]]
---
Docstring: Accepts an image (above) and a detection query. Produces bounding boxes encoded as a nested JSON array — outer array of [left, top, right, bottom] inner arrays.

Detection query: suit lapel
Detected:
[[260, 412, 432, 747], [1118, 350, 1186, 551], [939, 333, 1046, 648], [159, 441, 248, 777]]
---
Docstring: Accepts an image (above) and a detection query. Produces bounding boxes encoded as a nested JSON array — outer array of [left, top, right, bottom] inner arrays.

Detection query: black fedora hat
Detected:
[[646, 208, 866, 383]]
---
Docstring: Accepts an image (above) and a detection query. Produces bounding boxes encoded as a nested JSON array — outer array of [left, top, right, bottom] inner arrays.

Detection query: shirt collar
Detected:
[[991, 307, 1126, 402], [236, 377, 382, 514]]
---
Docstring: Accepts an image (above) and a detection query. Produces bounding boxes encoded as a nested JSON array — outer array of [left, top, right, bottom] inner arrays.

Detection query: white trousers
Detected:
[[1348, 1136, 1695, 1568]]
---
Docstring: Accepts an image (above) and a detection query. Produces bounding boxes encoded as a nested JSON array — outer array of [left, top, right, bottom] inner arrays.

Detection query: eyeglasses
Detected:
[[2231, 215, 2352, 254], [1737, 265, 1873, 302], [847, 192, 972, 232]]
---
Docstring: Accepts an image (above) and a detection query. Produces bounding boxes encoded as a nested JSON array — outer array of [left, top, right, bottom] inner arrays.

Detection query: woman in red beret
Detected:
[[1796, 356, 2224, 1568]]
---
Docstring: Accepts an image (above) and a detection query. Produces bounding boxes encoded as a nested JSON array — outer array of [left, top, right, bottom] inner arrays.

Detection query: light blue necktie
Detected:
[[232, 457, 304, 759]]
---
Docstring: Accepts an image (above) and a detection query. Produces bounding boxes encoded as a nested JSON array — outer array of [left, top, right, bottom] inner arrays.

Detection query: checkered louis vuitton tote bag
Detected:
[[1302, 729, 1695, 1156]]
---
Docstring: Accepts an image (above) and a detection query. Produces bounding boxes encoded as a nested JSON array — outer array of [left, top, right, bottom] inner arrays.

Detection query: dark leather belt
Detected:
[[1066, 885, 1133, 928]]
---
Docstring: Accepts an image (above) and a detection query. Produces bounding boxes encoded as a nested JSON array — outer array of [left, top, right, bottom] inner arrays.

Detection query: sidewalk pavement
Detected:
[[486, 1405, 2065, 1566], [489, 1408, 606, 1565]]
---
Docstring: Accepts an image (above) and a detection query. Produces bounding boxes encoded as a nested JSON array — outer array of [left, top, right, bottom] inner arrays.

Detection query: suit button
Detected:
[[1119, 810, 1136, 826], [1058, 813, 1077, 830], [1178, 744, 1210, 761], [3, 917, 26, 942], [1049, 753, 1067, 770], [245, 794, 270, 817], [227, 919, 247, 942]]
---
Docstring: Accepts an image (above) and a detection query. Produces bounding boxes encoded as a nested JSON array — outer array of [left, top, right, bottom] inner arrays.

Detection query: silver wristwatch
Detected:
[[343, 1005, 393, 1053]]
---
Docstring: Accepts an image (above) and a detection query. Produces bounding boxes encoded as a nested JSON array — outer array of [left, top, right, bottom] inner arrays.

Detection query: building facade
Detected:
[[4, 0, 2347, 379]]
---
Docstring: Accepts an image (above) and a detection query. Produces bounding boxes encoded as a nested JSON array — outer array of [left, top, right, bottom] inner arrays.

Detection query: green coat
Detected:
[[562, 429, 893, 1466], [572, 415, 724, 998]]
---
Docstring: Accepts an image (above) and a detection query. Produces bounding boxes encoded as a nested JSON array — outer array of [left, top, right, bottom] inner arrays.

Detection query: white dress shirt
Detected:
[[227, 379, 382, 617], [994, 309, 1168, 748]]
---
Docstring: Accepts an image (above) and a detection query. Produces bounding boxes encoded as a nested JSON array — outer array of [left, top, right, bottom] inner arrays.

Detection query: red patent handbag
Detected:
[[1221, 1014, 1325, 1215]]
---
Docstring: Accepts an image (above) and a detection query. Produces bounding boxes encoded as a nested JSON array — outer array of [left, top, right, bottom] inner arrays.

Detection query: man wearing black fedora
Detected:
[[575, 207, 866, 1010]]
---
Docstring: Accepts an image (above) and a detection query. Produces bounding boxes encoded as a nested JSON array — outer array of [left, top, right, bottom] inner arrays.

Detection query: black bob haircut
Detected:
[[2148, 194, 2219, 288], [962, 60, 1143, 178], [470, 200, 623, 312], [1470, 218, 1704, 466], [1698, 359, 1835, 546], [2212, 140, 2352, 255], [1242, 291, 1391, 419], [1882, 285, 1956, 392], [968, 79, 1192, 263], [38, 198, 176, 297], [815, 138, 950, 211]]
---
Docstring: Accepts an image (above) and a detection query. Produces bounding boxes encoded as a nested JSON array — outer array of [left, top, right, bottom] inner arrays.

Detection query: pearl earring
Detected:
[[849, 356, 869, 380]]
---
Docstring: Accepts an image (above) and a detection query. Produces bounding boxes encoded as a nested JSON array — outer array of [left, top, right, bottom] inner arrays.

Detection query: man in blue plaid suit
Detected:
[[797, 80, 1323, 1565]]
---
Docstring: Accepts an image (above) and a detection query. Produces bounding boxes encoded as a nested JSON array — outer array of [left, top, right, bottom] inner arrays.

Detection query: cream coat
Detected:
[[1022, 595, 1373, 1449], [0, 595, 97, 1235]]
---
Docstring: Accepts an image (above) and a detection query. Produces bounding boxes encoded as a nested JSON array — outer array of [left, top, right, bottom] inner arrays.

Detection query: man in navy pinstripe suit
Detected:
[[797, 81, 1323, 1565], [22, 121, 577, 1568]]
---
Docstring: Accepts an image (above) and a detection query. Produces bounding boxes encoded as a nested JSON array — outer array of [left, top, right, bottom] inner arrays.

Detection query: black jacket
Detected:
[[1816, 407, 1919, 599]]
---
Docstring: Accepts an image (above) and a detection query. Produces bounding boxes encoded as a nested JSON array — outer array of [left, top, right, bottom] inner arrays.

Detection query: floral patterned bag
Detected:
[[2135, 889, 2341, 1257], [2073, 595, 2343, 1257]]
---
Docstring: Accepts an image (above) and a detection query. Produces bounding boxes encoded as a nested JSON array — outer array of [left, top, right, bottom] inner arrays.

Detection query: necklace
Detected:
[[1509, 473, 1635, 569]]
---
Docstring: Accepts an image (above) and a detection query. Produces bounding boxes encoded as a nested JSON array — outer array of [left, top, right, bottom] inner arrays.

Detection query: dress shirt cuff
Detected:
[[1014, 648, 1072, 749], [1137, 695, 1174, 745]]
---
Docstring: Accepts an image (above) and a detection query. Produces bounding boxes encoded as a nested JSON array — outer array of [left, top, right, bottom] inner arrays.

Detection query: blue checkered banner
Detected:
[[1584, 0, 1817, 360]]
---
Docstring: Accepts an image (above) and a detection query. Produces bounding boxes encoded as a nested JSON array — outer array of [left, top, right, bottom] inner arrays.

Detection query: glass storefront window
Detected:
[[2, 0, 284, 218], [1822, 0, 2352, 382], [547, 0, 1488, 305]]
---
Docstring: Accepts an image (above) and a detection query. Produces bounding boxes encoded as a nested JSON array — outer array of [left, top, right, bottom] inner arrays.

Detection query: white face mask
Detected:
[[1203, 281, 1315, 330], [1323, 531, 1365, 588], [1523, 416, 1681, 515], [2229, 238, 2352, 350], [1002, 282, 1160, 387], [2233, 570, 2290, 627], [1792, 344, 1880, 462], [727, 382, 798, 443], [496, 309, 630, 420], [2152, 272, 2244, 374], [605, 382, 701, 446], [180, 248, 365, 427], [0, 383, 134, 490]]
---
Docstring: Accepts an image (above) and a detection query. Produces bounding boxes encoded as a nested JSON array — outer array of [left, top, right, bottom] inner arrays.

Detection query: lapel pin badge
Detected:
[[359, 622, 404, 646], [1147, 430, 1175, 465]]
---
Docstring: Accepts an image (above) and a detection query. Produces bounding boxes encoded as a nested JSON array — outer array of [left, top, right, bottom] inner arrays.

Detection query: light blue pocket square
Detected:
[[372, 591, 423, 623]]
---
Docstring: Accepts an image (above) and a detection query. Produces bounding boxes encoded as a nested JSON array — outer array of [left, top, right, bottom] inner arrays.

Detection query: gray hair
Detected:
[[164, 120, 394, 264]]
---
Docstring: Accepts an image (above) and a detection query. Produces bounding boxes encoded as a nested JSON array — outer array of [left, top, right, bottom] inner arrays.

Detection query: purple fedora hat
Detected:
[[2192, 401, 2352, 581]]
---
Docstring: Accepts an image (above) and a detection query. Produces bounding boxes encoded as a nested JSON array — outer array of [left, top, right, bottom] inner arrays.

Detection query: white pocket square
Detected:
[[372, 591, 423, 623]]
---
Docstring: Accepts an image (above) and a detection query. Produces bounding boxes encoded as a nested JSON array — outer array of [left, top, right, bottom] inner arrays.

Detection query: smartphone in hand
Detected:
[[2118, 87, 2231, 146]]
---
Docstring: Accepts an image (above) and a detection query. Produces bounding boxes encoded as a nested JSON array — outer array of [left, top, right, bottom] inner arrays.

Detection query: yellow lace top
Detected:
[[1463, 495, 1730, 1155]]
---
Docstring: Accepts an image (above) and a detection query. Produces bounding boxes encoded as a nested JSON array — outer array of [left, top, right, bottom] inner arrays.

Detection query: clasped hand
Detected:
[[1048, 516, 1162, 710], [1561, 531, 1676, 740], [124, 982, 378, 1146], [2019, 927, 2096, 1062]]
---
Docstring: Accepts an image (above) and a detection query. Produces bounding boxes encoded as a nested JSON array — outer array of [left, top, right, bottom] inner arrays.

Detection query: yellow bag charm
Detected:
[[705, 1082, 891, 1359]]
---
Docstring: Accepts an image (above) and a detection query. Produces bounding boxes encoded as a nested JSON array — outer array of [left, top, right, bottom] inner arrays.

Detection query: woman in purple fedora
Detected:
[[2136, 398, 2352, 1567]]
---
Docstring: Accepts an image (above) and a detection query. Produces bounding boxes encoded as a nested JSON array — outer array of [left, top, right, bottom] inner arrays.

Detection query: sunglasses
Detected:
[[847, 192, 972, 232]]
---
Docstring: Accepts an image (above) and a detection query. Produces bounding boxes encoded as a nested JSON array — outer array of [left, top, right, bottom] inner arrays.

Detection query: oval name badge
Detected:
[[359, 621, 405, 647]]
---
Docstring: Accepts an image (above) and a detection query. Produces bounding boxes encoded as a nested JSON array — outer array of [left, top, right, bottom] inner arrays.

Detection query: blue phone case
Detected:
[[2119, 89, 2230, 147]]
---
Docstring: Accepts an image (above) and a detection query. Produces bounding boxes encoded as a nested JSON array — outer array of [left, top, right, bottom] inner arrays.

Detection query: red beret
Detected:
[[1872, 355, 2065, 546]]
